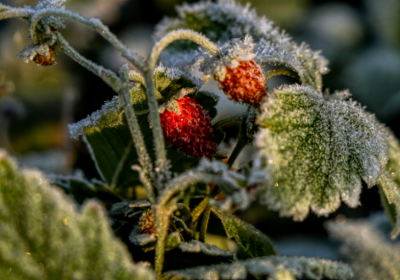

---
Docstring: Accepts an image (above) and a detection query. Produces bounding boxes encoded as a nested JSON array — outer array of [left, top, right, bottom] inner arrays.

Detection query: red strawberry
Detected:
[[160, 95, 216, 158], [215, 60, 267, 108]]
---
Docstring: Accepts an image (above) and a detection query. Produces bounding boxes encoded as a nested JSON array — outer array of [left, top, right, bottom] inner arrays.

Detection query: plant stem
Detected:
[[265, 68, 300, 83], [120, 65, 155, 201], [30, 8, 145, 70], [58, 33, 121, 92], [154, 171, 236, 279], [145, 30, 219, 181], [198, 204, 212, 242], [0, 8, 33, 21]]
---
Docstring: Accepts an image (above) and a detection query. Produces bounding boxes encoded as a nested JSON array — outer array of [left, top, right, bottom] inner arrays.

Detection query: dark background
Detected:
[[1, 0, 399, 259]]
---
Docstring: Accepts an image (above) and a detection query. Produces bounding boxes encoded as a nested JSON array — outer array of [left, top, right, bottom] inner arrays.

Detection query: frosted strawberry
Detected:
[[160, 95, 216, 158], [200, 36, 267, 108], [215, 60, 266, 108]]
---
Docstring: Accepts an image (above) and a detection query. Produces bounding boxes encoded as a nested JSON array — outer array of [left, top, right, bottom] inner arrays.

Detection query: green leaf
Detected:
[[69, 67, 218, 190], [0, 150, 154, 280], [165, 256, 353, 280], [256, 84, 388, 221], [378, 129, 400, 238], [211, 207, 277, 258]]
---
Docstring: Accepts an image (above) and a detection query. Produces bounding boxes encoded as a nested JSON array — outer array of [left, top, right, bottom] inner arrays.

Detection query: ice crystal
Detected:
[[255, 84, 388, 220], [68, 96, 121, 139], [200, 35, 256, 80], [326, 215, 400, 280], [154, 0, 328, 90], [165, 256, 353, 280]]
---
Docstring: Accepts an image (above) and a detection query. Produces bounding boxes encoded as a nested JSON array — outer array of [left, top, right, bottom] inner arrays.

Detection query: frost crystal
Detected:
[[166, 256, 353, 280], [200, 35, 256, 80], [154, 0, 328, 90], [255, 84, 388, 220], [68, 96, 121, 139], [327, 215, 400, 279]]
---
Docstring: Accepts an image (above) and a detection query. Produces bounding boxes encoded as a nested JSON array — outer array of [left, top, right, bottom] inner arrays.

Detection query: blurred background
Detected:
[[1, 0, 400, 260]]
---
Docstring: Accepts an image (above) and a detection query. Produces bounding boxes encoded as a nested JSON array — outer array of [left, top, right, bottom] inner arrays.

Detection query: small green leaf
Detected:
[[211, 207, 277, 258]]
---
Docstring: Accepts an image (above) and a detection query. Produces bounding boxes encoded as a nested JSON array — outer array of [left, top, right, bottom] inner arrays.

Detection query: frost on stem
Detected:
[[255, 84, 388, 221], [154, 0, 328, 90], [326, 214, 400, 280]]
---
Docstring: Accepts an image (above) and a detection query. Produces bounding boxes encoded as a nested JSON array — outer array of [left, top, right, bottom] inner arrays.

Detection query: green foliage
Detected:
[[256, 84, 388, 220], [69, 68, 220, 190], [327, 215, 400, 280], [377, 129, 400, 238], [0, 150, 154, 280], [165, 256, 353, 280], [154, 0, 328, 91], [211, 207, 277, 258]]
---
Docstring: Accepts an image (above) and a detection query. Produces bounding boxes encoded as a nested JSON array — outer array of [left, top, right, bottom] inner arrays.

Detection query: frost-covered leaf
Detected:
[[211, 207, 277, 258], [154, 0, 328, 90], [377, 129, 400, 238], [0, 150, 154, 280], [165, 256, 353, 280], [326, 215, 400, 280], [68, 67, 218, 189], [255, 84, 388, 221]]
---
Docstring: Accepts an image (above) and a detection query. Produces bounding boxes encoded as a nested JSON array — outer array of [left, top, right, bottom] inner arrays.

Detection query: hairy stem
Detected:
[[120, 65, 155, 201], [30, 8, 145, 70], [58, 33, 121, 92], [265, 68, 301, 83], [0, 8, 33, 20], [198, 204, 211, 242], [155, 171, 234, 279]]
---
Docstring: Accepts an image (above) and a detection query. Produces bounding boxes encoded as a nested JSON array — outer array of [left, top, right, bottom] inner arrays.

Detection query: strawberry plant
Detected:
[[1, 1, 400, 279]]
